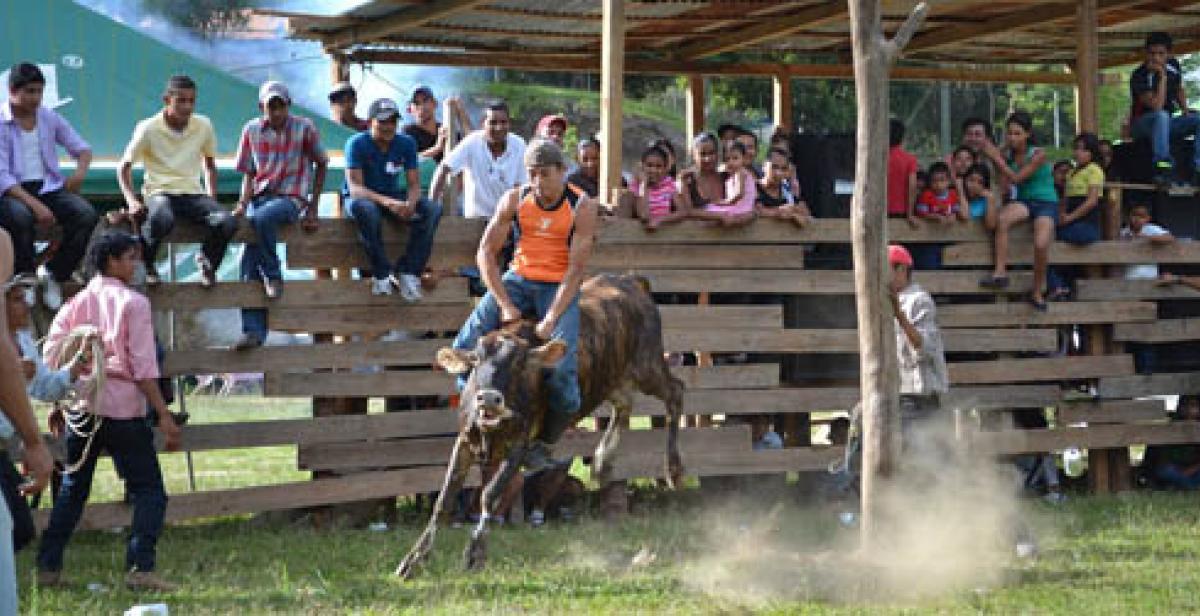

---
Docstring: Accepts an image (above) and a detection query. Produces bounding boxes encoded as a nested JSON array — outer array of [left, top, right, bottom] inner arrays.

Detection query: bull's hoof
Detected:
[[464, 539, 487, 571], [665, 454, 685, 490]]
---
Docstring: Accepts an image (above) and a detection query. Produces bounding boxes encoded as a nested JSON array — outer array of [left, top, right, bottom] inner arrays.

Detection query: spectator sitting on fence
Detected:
[[328, 81, 368, 132], [908, 162, 966, 271], [1130, 31, 1200, 187], [735, 130, 763, 179], [0, 62, 98, 310], [650, 138, 679, 179], [36, 231, 182, 592], [887, 119, 919, 224], [958, 117, 996, 174], [1052, 159, 1072, 200], [1123, 205, 1175, 373], [633, 143, 686, 231], [949, 145, 976, 180], [961, 163, 998, 228], [717, 123, 742, 152], [232, 81, 328, 350], [1047, 133, 1107, 302], [344, 98, 443, 301], [1142, 395, 1200, 490], [535, 114, 568, 149], [565, 137, 631, 216], [1098, 139, 1115, 174], [678, 132, 725, 211], [757, 147, 811, 227], [979, 111, 1058, 311], [689, 141, 756, 227], [405, 86, 470, 164], [118, 75, 235, 289], [431, 100, 527, 220], [4, 274, 86, 553]]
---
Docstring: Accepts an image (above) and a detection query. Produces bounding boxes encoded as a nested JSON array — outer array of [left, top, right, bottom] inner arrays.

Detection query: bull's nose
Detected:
[[475, 389, 504, 409]]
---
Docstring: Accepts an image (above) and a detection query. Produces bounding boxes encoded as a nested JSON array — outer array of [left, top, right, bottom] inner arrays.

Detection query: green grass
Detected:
[[16, 397, 1200, 614]]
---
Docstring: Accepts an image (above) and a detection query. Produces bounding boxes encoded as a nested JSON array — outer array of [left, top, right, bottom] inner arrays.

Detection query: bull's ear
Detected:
[[531, 339, 568, 368], [436, 348, 478, 374]]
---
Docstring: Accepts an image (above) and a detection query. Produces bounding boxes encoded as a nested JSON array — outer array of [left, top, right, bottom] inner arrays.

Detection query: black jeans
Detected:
[[0, 451, 34, 552], [0, 182, 98, 279], [37, 418, 168, 573], [142, 193, 236, 270]]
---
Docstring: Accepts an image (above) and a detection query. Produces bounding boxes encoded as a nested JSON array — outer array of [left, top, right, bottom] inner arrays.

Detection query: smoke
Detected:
[[678, 416, 1045, 606], [74, 0, 468, 120]]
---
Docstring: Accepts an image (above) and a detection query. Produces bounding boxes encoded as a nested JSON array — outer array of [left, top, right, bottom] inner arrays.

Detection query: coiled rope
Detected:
[[42, 325, 105, 474]]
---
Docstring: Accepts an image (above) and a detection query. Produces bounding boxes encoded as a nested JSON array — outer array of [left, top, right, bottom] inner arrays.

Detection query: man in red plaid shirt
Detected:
[[232, 81, 328, 350]]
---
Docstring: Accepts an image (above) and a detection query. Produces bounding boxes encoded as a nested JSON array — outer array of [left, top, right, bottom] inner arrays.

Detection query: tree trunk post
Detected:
[[847, 0, 927, 553]]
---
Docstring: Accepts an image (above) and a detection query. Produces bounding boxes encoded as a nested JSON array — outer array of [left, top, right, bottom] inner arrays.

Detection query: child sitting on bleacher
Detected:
[[960, 163, 997, 227], [909, 162, 966, 270], [950, 145, 976, 179], [1047, 133, 1107, 301], [691, 141, 757, 227], [756, 148, 811, 227], [1122, 205, 1174, 373], [632, 144, 686, 231]]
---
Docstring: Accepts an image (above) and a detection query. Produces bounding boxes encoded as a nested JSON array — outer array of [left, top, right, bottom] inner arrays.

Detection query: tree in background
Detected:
[[139, 0, 251, 36]]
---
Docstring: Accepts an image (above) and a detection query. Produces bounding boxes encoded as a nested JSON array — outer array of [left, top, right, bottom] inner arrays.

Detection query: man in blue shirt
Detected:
[[345, 98, 443, 300]]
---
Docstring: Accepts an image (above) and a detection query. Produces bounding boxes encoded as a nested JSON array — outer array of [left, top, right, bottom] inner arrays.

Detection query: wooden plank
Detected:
[[948, 355, 1133, 385], [664, 328, 1056, 354], [298, 425, 753, 472], [265, 364, 780, 398], [972, 421, 1200, 456], [164, 339, 446, 376], [179, 410, 458, 452], [270, 305, 473, 334], [149, 278, 470, 311], [166, 216, 1018, 247], [637, 269, 1034, 295], [34, 466, 483, 531], [1076, 278, 1200, 301], [676, 3, 846, 59], [937, 301, 1156, 327], [1100, 372, 1200, 399], [944, 241, 1200, 266], [1114, 318, 1200, 343], [613, 446, 846, 478], [289, 243, 807, 271], [1057, 399, 1168, 425], [660, 305, 782, 329]]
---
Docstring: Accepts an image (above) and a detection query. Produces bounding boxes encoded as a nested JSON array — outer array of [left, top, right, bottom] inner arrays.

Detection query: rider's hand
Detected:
[[535, 317, 556, 341]]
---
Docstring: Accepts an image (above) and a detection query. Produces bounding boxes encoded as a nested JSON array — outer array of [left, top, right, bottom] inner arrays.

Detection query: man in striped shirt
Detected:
[[232, 81, 328, 350]]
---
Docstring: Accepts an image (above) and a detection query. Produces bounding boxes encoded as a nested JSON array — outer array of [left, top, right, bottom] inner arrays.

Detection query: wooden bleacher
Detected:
[[47, 204, 1200, 529]]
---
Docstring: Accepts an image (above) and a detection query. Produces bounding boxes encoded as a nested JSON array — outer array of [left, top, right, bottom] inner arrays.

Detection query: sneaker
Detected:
[[125, 570, 178, 593], [393, 273, 424, 303], [262, 277, 282, 300], [1043, 491, 1067, 505], [196, 255, 216, 289], [232, 333, 263, 351], [370, 278, 393, 296], [529, 508, 547, 527], [39, 265, 63, 310], [36, 569, 65, 588]]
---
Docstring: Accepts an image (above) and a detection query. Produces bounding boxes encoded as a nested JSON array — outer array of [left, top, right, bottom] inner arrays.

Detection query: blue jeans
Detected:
[[1131, 111, 1200, 169], [346, 196, 442, 279], [1048, 220, 1100, 292], [37, 418, 168, 573], [240, 195, 300, 340], [909, 244, 942, 270], [1155, 463, 1200, 489], [452, 271, 581, 417]]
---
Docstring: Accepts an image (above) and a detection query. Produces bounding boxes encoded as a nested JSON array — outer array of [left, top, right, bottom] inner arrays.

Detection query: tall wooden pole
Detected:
[[848, 0, 927, 552], [686, 75, 706, 144], [772, 73, 793, 133], [1075, 0, 1099, 133], [600, 0, 625, 205]]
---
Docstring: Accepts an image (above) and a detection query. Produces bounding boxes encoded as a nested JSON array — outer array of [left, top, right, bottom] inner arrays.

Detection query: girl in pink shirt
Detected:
[[633, 144, 686, 230], [691, 142, 757, 227]]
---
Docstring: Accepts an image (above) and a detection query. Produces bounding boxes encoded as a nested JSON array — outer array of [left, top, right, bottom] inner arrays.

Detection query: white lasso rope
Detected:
[[43, 325, 105, 474]]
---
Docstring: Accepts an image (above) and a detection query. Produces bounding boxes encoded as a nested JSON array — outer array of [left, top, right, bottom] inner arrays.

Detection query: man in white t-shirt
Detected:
[[430, 100, 527, 219]]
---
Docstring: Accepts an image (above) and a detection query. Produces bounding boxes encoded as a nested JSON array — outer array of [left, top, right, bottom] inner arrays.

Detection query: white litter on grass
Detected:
[[630, 546, 656, 569], [86, 582, 107, 593], [369, 522, 389, 532]]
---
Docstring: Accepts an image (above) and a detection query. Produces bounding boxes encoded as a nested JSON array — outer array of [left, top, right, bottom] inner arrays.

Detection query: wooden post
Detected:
[[848, 0, 927, 552], [599, 0, 625, 205], [772, 73, 793, 132], [686, 75, 706, 144], [1075, 0, 1099, 133], [441, 98, 461, 216]]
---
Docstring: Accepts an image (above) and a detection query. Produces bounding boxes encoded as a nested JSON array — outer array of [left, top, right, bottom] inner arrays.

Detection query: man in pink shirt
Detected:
[[35, 231, 182, 592]]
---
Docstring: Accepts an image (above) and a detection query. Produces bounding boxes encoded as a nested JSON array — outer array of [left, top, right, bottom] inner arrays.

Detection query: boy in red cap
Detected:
[[888, 244, 949, 441]]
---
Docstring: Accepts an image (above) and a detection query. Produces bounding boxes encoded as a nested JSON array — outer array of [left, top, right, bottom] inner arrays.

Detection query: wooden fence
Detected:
[[41, 204, 1200, 529]]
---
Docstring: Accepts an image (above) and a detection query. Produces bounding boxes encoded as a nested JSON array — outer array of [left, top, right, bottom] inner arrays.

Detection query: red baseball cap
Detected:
[[887, 244, 913, 267]]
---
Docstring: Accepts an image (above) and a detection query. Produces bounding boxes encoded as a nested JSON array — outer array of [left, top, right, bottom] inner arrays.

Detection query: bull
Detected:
[[396, 273, 685, 578]]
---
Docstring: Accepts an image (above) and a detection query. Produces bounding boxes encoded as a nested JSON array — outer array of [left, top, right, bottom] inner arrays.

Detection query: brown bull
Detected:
[[396, 274, 685, 578]]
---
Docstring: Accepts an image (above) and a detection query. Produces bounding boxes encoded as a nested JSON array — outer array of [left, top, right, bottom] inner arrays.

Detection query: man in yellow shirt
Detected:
[[118, 75, 235, 288]]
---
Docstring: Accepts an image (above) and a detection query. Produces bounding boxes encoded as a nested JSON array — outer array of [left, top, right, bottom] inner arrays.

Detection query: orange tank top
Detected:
[[511, 184, 580, 283]]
